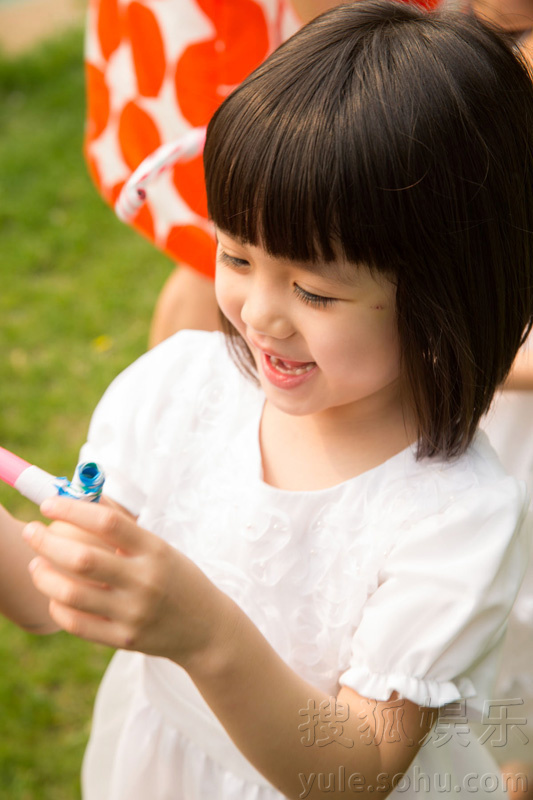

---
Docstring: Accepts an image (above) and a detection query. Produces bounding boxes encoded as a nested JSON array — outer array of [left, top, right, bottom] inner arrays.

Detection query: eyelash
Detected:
[[218, 249, 338, 309], [218, 251, 249, 269], [293, 285, 337, 309]]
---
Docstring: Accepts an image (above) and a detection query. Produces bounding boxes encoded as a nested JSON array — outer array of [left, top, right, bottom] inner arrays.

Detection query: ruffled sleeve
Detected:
[[79, 330, 226, 516], [339, 474, 530, 710]]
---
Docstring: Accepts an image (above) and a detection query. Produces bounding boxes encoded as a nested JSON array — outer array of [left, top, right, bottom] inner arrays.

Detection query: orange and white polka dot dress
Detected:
[[84, 0, 299, 279]]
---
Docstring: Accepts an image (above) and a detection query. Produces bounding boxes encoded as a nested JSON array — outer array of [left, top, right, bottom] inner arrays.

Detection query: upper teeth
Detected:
[[270, 356, 315, 375]]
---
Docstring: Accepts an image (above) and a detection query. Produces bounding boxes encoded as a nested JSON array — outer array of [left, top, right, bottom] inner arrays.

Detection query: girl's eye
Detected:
[[294, 284, 337, 309], [218, 249, 249, 269]]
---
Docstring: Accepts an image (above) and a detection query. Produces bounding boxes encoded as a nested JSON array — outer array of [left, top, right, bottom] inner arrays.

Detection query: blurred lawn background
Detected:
[[0, 25, 173, 798]]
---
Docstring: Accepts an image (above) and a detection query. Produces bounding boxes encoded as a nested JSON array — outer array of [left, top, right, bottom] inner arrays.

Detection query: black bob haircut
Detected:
[[204, 0, 533, 460]]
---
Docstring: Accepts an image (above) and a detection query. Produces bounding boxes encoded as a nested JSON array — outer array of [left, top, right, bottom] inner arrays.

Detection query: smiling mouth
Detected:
[[268, 355, 316, 375]]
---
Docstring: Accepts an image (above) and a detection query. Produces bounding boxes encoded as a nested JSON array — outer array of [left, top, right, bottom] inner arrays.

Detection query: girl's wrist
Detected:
[[180, 591, 245, 684]]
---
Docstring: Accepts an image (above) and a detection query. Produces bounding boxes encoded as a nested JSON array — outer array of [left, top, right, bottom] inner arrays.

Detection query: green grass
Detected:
[[0, 28, 173, 798]]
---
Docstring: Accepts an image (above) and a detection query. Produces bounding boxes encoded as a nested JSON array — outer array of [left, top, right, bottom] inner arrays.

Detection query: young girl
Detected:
[[19, 2, 533, 798]]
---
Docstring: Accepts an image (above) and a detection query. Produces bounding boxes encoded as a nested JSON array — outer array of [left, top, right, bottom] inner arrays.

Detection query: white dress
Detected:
[[80, 331, 530, 800]]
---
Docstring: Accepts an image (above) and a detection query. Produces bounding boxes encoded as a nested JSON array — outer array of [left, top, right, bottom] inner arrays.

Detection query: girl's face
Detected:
[[215, 230, 402, 424]]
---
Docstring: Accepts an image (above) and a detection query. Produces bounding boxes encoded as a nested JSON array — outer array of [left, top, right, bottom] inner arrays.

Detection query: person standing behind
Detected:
[[483, 339, 533, 800], [84, 0, 347, 345]]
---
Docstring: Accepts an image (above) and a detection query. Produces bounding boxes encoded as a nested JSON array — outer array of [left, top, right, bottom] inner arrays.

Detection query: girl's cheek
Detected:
[[215, 275, 244, 330], [214, 272, 231, 314]]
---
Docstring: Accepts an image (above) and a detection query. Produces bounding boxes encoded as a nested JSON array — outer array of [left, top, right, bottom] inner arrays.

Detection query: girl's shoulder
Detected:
[[404, 428, 526, 503], [90, 328, 262, 446], [82, 331, 260, 514], [116, 329, 242, 389], [97, 330, 256, 417], [359, 430, 529, 552]]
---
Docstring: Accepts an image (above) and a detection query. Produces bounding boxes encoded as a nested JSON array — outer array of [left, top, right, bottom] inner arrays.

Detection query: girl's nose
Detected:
[[240, 286, 294, 340]]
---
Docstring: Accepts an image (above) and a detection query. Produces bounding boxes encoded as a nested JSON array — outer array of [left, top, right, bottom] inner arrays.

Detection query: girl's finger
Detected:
[[32, 518, 116, 552], [23, 521, 130, 588], [39, 496, 143, 554], [48, 599, 134, 650], [29, 557, 117, 620]]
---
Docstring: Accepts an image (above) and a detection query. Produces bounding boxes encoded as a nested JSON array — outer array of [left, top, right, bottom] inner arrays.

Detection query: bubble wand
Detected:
[[0, 445, 105, 505], [115, 126, 207, 223]]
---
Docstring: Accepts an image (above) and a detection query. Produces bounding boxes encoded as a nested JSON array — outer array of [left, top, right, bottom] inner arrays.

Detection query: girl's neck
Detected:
[[259, 394, 417, 492]]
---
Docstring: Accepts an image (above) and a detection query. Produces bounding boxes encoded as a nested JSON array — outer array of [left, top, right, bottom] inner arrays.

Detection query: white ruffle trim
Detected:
[[339, 664, 477, 707]]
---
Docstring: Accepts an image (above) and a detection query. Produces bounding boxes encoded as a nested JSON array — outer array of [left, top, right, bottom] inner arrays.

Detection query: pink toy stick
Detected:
[[0, 445, 31, 487], [114, 126, 207, 223]]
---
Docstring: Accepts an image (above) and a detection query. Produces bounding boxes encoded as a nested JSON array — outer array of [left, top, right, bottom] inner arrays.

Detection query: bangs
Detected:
[[205, 87, 350, 264], [204, 18, 409, 269]]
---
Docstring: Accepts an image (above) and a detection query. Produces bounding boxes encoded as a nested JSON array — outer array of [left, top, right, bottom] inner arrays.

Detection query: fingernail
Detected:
[[23, 523, 38, 541], [40, 498, 56, 515], [28, 557, 39, 573]]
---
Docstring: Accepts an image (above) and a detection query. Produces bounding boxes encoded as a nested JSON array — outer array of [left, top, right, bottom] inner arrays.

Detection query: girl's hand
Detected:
[[0, 503, 58, 633], [22, 497, 236, 665]]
